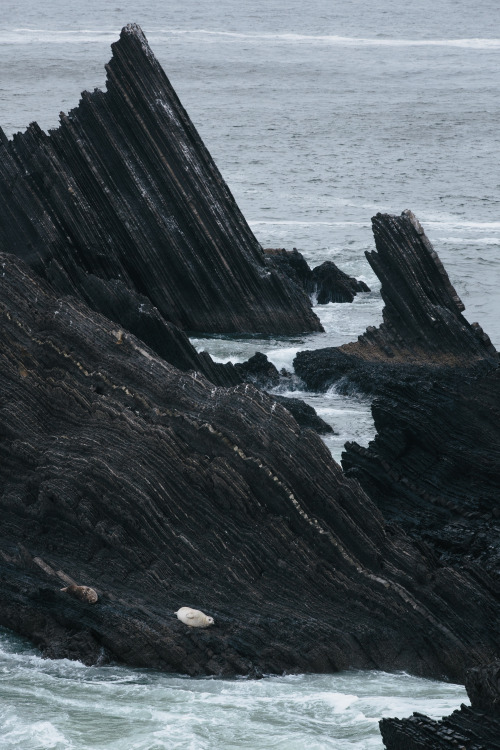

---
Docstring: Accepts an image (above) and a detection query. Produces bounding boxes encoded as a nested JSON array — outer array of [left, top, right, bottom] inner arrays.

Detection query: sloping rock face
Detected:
[[0, 24, 321, 336], [1, 252, 499, 678], [294, 211, 500, 572], [380, 662, 500, 749]]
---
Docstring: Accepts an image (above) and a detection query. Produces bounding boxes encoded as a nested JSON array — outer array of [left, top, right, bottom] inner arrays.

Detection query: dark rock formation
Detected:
[[69, 271, 243, 388], [295, 210, 497, 393], [295, 211, 500, 572], [234, 352, 280, 388], [0, 24, 321, 337], [265, 248, 370, 304], [309, 261, 370, 304], [380, 661, 500, 749], [271, 395, 334, 435], [1, 251, 500, 678]]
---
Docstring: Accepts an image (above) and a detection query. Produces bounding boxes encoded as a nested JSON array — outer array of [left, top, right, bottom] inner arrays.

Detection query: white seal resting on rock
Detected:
[[60, 584, 98, 604], [175, 607, 214, 628]]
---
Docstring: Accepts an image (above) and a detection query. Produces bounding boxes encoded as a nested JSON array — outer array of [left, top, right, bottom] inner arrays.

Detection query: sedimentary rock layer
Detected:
[[294, 211, 500, 572], [1, 252, 499, 678], [0, 24, 321, 336], [295, 210, 496, 393], [380, 662, 500, 749]]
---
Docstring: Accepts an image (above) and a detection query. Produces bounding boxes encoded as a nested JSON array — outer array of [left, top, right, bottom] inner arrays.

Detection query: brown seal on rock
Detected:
[[175, 607, 214, 628], [60, 584, 98, 604]]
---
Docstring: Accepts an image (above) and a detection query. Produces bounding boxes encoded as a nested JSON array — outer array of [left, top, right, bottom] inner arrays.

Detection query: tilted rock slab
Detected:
[[295, 210, 496, 393], [295, 210, 500, 572], [0, 24, 321, 336], [0, 252, 499, 678]]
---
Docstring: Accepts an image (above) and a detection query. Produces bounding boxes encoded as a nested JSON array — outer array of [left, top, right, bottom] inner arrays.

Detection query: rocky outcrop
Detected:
[[0, 24, 321, 337], [294, 211, 500, 572], [380, 662, 500, 749], [1, 252, 500, 678], [272, 395, 334, 435], [234, 352, 281, 388], [295, 210, 497, 393], [265, 247, 370, 303], [73, 272, 242, 387]]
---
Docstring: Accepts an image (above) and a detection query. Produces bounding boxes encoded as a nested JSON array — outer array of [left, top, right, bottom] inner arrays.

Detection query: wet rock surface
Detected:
[[271, 395, 334, 435], [0, 24, 321, 337], [294, 211, 500, 573], [380, 661, 500, 749], [1, 252, 499, 678], [265, 247, 369, 303], [295, 210, 497, 393]]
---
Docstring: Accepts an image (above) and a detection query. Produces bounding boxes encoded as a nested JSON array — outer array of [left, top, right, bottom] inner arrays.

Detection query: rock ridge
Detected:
[[0, 24, 321, 336], [294, 211, 500, 573], [1, 252, 499, 679]]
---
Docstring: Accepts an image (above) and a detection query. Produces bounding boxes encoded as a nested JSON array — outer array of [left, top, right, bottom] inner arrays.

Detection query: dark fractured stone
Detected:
[[1, 252, 499, 678]]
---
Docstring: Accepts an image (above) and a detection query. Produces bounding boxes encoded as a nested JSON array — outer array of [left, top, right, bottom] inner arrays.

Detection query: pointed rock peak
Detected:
[[111, 23, 160, 66], [370, 210, 465, 315], [0, 26, 321, 336], [357, 210, 497, 364]]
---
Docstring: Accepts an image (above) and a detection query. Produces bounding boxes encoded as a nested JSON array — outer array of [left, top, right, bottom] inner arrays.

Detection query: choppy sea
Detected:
[[1, 0, 498, 746]]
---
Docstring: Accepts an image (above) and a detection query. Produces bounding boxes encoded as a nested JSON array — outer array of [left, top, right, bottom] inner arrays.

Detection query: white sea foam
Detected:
[[436, 236, 500, 245], [4, 28, 500, 49], [0, 631, 468, 750]]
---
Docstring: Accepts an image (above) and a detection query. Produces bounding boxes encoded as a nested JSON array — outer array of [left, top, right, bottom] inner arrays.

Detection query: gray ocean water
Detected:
[[1, 0, 498, 746]]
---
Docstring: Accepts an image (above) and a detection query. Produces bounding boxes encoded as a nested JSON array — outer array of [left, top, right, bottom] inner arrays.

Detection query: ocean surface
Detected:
[[0, 629, 468, 750], [1, 0, 498, 746]]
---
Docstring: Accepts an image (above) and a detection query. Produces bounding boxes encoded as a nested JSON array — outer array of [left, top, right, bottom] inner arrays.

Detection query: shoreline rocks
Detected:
[[294, 211, 500, 572], [380, 661, 500, 749], [265, 247, 370, 304], [1, 252, 498, 679]]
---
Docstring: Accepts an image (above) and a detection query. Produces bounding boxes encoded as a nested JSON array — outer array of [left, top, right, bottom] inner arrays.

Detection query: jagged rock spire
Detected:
[[0, 24, 321, 335]]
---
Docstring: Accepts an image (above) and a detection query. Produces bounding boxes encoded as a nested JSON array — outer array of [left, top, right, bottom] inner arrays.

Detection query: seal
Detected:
[[60, 584, 98, 604], [175, 607, 214, 628]]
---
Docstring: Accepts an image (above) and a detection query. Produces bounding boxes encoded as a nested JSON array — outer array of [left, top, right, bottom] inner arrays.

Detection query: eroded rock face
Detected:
[[0, 24, 321, 337], [295, 210, 497, 393], [1, 252, 499, 678], [380, 661, 500, 749], [294, 211, 500, 572]]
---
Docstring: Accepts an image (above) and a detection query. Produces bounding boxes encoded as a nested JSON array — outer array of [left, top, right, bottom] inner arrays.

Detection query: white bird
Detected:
[[175, 607, 214, 628]]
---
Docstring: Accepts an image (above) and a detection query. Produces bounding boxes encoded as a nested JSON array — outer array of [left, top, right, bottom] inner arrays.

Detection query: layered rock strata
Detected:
[[294, 211, 500, 571], [380, 661, 500, 749], [1, 252, 499, 678], [294, 210, 497, 393], [265, 247, 370, 303], [0, 24, 321, 336]]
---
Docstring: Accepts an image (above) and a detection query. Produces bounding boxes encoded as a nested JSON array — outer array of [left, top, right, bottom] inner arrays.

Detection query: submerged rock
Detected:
[[380, 661, 500, 749], [0, 24, 321, 337], [0, 252, 499, 679], [234, 352, 281, 388]]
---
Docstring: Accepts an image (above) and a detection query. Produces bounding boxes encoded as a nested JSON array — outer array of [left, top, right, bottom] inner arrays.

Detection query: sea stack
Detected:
[[0, 252, 499, 678]]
